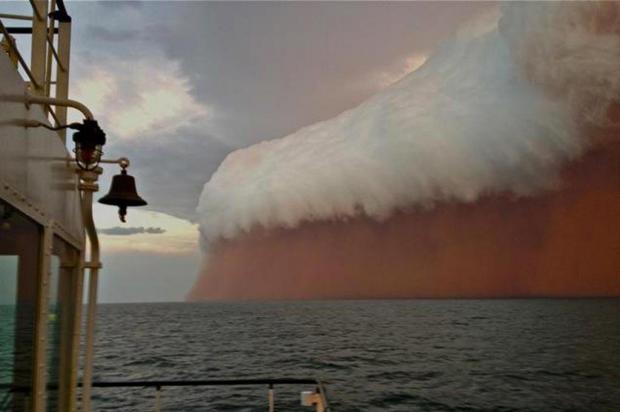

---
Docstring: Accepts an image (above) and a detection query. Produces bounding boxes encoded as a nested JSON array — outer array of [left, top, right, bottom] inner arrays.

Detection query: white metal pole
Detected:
[[68, 247, 85, 412], [268, 386, 274, 412], [29, 0, 48, 95], [81, 266, 98, 412], [33, 221, 54, 412], [77, 169, 101, 412], [153, 387, 161, 412], [44, 0, 56, 100], [55, 16, 72, 143]]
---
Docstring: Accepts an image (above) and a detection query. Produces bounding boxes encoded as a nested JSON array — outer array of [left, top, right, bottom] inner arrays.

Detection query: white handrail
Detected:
[[0, 93, 94, 120]]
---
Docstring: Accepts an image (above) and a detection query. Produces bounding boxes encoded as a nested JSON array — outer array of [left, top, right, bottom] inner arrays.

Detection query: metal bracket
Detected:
[[83, 262, 102, 269]]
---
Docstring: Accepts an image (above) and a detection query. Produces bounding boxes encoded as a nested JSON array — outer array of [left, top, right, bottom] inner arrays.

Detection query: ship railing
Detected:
[[1, 377, 332, 412], [0, 0, 72, 141]]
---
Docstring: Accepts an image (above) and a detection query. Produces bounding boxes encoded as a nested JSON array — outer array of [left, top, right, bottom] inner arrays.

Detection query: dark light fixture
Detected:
[[98, 165, 147, 222], [34, 119, 106, 170], [72, 119, 106, 170]]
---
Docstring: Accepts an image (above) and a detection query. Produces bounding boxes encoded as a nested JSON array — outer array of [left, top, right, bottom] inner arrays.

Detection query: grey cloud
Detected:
[[96, 1, 143, 10], [69, 2, 494, 222], [98, 226, 166, 235], [86, 25, 142, 42], [152, 2, 494, 145]]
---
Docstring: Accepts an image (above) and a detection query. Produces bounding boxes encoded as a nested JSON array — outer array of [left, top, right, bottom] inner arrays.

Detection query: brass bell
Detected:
[[99, 168, 147, 222]]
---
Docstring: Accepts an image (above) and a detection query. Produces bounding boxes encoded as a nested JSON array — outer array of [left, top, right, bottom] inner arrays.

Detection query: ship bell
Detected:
[[99, 168, 147, 222]]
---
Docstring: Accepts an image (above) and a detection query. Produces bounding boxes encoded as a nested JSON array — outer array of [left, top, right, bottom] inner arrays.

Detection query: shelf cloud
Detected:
[[197, 2, 620, 244]]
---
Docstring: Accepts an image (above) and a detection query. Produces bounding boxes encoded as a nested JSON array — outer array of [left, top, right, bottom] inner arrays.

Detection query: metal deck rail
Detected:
[[2, 378, 331, 412]]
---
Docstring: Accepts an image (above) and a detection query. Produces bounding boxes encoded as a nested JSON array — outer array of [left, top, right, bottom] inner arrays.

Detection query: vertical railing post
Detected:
[[78, 168, 102, 412], [33, 221, 54, 412], [153, 385, 161, 412], [44, 0, 56, 100], [80, 266, 100, 412], [29, 0, 48, 95], [67, 230, 85, 412], [268, 384, 274, 412], [54, 3, 72, 143]]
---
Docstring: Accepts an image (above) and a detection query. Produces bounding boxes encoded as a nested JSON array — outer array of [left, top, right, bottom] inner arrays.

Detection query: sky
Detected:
[[8, 1, 495, 302]]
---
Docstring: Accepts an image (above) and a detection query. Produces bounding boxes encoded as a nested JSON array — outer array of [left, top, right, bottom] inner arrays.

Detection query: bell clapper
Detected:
[[119, 205, 127, 223]]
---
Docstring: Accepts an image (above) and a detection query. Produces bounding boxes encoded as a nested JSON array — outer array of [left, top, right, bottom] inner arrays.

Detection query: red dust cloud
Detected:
[[188, 3, 620, 300], [188, 139, 620, 300]]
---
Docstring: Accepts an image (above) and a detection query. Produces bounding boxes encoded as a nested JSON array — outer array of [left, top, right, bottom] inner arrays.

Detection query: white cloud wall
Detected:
[[197, 2, 620, 243]]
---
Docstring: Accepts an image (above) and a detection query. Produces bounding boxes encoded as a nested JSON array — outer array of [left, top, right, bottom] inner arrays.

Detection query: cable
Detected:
[[37, 121, 81, 131]]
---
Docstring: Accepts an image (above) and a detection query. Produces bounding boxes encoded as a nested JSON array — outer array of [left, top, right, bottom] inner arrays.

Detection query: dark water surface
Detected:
[[92, 300, 620, 411]]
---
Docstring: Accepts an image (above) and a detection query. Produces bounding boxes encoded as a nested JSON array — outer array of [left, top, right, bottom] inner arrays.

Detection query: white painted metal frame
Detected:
[[0, 0, 72, 141], [0, 136, 101, 412], [1, 3, 102, 411], [0, 180, 84, 412], [17, 98, 102, 412]]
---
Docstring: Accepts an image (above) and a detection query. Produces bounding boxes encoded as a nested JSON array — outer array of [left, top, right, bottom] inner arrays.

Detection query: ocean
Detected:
[[91, 300, 620, 411]]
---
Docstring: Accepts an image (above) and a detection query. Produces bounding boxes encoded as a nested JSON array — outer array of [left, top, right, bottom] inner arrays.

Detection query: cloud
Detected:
[[369, 53, 429, 89], [71, 55, 209, 140], [96, 1, 143, 10], [153, 2, 494, 149], [196, 2, 620, 243], [98, 226, 166, 235], [86, 25, 142, 43], [67, 1, 494, 223]]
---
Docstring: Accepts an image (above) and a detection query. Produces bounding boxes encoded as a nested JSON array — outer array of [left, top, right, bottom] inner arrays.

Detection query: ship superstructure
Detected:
[[0, 1, 92, 411]]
